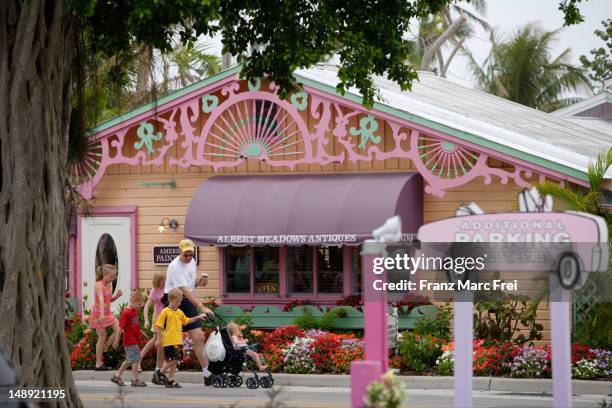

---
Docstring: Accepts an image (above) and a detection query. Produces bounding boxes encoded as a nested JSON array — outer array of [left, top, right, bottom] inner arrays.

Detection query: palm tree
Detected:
[[537, 147, 612, 347], [467, 23, 591, 111], [537, 147, 612, 233]]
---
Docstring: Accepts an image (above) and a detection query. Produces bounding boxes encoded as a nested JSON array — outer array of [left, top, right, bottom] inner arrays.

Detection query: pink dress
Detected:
[[89, 282, 118, 329]]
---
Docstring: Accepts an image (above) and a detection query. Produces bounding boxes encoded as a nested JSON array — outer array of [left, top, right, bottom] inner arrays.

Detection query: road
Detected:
[[76, 380, 609, 408]]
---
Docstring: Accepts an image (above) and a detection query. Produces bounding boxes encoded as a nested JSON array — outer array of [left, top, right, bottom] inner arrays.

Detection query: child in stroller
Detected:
[[207, 323, 273, 389]]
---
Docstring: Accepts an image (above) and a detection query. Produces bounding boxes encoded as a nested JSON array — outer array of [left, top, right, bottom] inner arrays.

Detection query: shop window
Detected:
[[287, 246, 343, 294], [351, 246, 362, 294], [253, 247, 279, 294], [224, 246, 251, 293], [317, 247, 343, 293], [96, 233, 118, 293], [287, 246, 313, 293]]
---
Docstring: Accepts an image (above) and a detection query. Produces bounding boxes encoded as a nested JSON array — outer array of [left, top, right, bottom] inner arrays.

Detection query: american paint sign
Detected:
[[153, 246, 199, 265]]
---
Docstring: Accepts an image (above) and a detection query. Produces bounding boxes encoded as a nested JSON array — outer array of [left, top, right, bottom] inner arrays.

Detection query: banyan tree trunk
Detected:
[[0, 1, 81, 406]]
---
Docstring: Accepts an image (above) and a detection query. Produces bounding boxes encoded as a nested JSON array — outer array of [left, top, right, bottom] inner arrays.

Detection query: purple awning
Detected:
[[185, 173, 423, 246]]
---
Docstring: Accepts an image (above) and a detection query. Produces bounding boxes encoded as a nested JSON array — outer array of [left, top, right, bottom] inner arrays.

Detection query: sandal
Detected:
[[111, 376, 126, 386], [165, 380, 182, 388], [131, 379, 147, 387]]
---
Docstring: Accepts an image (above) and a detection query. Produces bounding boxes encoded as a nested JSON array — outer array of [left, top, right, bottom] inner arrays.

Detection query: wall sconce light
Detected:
[[159, 218, 179, 233]]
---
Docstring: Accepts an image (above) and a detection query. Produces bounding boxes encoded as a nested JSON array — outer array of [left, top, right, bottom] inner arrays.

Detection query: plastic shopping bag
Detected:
[[205, 328, 226, 362]]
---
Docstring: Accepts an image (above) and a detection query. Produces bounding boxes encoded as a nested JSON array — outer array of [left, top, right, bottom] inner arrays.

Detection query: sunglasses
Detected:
[[181, 253, 194, 258]]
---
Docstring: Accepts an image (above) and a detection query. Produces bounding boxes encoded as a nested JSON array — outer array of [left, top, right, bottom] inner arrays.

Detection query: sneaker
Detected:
[[204, 375, 212, 386], [111, 376, 126, 386], [165, 380, 182, 388], [152, 371, 168, 385], [131, 379, 147, 387]]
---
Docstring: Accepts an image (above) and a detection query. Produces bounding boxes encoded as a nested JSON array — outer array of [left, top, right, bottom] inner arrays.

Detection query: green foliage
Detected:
[[293, 308, 338, 331], [573, 303, 612, 349], [365, 371, 406, 408], [580, 19, 612, 91], [398, 332, 443, 373], [558, 0, 587, 25], [473, 291, 543, 346], [413, 303, 452, 341], [466, 23, 590, 112], [537, 147, 612, 240]]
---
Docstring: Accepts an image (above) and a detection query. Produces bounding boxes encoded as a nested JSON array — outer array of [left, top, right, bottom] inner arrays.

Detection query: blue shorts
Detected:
[[124, 345, 141, 364]]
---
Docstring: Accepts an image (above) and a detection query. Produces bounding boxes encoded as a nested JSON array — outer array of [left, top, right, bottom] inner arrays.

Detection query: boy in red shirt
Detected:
[[111, 290, 147, 387]]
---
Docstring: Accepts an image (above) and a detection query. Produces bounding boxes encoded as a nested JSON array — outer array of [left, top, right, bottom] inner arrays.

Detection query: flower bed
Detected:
[[66, 305, 610, 380]]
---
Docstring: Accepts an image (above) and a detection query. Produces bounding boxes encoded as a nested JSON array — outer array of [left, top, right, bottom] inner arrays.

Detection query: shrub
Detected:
[[572, 359, 603, 380], [65, 313, 89, 350], [392, 294, 432, 316], [413, 303, 452, 341], [282, 337, 315, 374], [573, 303, 612, 349], [312, 334, 341, 373], [398, 332, 443, 373], [261, 325, 304, 352], [365, 371, 405, 408], [473, 292, 542, 346], [293, 308, 338, 331], [336, 295, 363, 309], [435, 350, 453, 376], [507, 346, 550, 378]]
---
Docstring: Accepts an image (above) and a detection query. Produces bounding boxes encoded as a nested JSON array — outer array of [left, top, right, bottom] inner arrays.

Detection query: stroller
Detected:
[[208, 327, 274, 389]]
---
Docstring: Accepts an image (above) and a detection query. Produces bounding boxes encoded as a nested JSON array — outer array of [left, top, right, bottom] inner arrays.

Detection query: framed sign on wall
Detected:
[[153, 246, 199, 265]]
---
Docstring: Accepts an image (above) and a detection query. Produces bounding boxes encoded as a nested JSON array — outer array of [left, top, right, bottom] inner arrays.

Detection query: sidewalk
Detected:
[[73, 371, 611, 395]]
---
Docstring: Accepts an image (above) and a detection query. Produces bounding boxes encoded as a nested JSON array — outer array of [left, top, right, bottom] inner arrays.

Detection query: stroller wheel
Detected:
[[212, 376, 223, 388], [221, 376, 228, 388], [227, 376, 237, 388], [259, 376, 272, 388], [235, 375, 243, 387], [246, 377, 259, 389]]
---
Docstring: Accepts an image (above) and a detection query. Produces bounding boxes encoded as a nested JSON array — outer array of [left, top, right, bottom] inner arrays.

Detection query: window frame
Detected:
[[220, 245, 353, 304]]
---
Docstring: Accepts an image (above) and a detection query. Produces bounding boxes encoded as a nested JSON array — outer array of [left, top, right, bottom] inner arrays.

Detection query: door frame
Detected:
[[76, 206, 138, 312]]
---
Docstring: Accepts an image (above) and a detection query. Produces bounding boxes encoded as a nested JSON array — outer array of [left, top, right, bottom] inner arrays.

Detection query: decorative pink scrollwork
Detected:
[[196, 91, 313, 170]]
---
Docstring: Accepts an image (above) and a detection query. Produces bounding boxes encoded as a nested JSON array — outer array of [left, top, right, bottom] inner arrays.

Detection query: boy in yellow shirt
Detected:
[[155, 288, 207, 388]]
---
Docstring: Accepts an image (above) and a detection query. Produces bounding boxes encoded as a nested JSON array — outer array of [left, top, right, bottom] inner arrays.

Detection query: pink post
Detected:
[[453, 291, 473, 408], [351, 242, 388, 407], [550, 275, 572, 408]]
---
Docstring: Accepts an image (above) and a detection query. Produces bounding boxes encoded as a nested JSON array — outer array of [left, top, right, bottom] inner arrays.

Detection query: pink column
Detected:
[[453, 291, 473, 408], [550, 275, 572, 408], [351, 243, 387, 408]]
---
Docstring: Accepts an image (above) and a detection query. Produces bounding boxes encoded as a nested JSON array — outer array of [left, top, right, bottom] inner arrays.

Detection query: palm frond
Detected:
[[588, 147, 612, 193]]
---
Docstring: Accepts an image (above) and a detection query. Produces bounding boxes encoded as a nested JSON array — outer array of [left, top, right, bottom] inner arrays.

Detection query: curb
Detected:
[[73, 371, 611, 395]]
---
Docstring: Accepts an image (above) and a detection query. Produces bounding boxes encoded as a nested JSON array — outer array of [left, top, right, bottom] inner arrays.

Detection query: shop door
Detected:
[[80, 216, 132, 312]]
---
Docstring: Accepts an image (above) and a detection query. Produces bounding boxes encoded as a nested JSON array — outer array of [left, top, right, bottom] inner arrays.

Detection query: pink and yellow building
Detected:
[[68, 64, 611, 341]]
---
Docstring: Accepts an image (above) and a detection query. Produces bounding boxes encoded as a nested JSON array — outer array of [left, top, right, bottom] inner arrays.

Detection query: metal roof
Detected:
[[296, 65, 612, 179], [552, 90, 612, 117]]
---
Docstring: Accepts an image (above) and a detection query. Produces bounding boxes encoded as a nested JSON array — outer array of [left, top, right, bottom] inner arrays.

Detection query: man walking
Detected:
[[157, 239, 215, 385]]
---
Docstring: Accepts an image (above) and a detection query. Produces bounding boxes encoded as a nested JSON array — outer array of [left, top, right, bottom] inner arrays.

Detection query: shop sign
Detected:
[[153, 245, 199, 265], [214, 233, 417, 245]]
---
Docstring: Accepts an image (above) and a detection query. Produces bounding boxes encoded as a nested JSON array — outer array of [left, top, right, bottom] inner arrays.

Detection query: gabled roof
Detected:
[[89, 64, 612, 181], [552, 90, 612, 117]]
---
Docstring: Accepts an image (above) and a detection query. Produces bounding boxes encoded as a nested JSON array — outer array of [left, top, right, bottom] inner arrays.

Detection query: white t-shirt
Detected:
[[164, 256, 197, 294]]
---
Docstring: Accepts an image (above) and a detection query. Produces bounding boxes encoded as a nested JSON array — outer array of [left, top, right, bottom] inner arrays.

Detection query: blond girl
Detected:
[[140, 271, 167, 382], [227, 322, 267, 372], [89, 264, 123, 370]]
